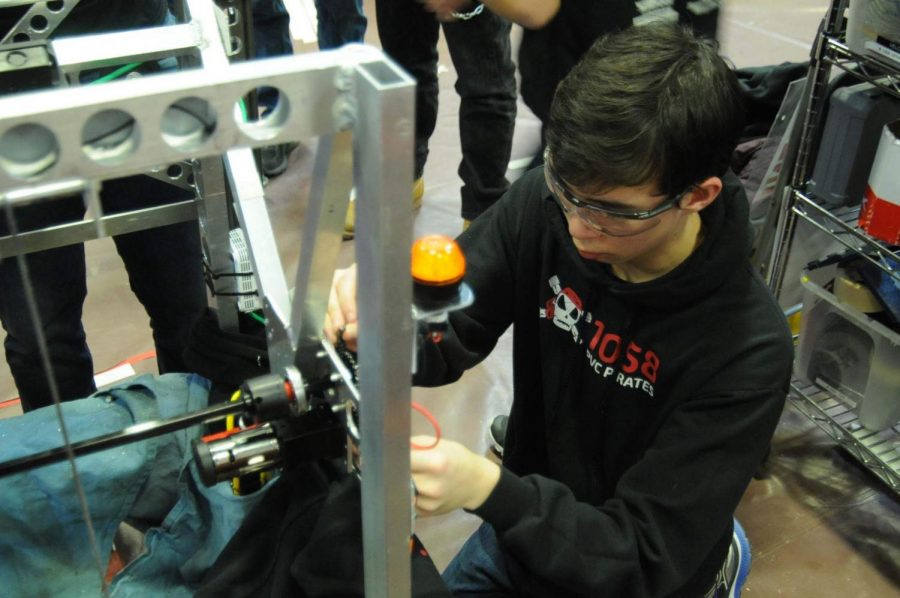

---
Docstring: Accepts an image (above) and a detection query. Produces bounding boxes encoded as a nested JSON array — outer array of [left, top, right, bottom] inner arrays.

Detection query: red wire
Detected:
[[101, 350, 157, 373], [2, 350, 158, 408], [410, 401, 441, 450]]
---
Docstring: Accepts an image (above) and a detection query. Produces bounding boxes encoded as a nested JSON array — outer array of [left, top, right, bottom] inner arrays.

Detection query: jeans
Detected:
[[442, 522, 519, 595], [0, 176, 207, 412], [0, 374, 222, 597], [252, 0, 294, 58], [315, 0, 367, 49], [375, 1, 516, 220], [252, 0, 294, 111]]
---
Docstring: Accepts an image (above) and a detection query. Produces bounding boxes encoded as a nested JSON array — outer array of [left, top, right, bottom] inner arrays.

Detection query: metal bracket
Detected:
[[0, 0, 81, 45]]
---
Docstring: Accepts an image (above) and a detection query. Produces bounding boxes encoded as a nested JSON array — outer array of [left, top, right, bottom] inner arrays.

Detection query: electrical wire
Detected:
[[221, 388, 271, 495], [88, 62, 142, 85], [410, 401, 441, 450], [224, 389, 241, 431], [81, 117, 137, 148], [248, 311, 266, 325], [224, 389, 243, 494], [166, 103, 216, 134], [105, 350, 157, 371]]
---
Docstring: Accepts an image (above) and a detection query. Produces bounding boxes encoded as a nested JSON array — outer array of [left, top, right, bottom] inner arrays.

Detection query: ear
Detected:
[[678, 176, 722, 213]]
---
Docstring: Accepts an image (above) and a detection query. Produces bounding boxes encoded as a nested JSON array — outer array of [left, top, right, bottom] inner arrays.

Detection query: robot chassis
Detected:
[[0, 1, 463, 595]]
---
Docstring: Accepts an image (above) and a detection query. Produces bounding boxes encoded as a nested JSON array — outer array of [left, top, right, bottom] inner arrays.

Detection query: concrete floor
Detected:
[[1, 0, 899, 595]]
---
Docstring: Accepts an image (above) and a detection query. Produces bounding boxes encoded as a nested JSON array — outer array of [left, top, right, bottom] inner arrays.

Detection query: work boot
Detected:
[[260, 144, 289, 178], [343, 177, 424, 240]]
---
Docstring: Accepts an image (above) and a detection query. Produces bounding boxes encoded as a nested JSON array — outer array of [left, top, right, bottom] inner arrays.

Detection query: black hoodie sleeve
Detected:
[[412, 173, 540, 387]]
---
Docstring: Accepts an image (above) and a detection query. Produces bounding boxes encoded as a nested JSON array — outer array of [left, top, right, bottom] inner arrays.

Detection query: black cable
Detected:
[[82, 117, 136, 148], [167, 103, 216, 135]]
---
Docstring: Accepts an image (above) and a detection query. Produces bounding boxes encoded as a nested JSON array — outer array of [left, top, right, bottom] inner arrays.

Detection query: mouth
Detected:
[[576, 248, 604, 260]]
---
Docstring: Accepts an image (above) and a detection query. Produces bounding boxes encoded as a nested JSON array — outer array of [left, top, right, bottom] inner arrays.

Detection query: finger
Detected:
[[410, 470, 440, 501], [410, 438, 445, 475], [411, 435, 438, 451], [322, 313, 337, 345], [335, 267, 358, 323], [324, 301, 344, 347], [410, 442, 437, 473], [323, 313, 337, 344], [326, 284, 345, 328], [342, 322, 358, 352]]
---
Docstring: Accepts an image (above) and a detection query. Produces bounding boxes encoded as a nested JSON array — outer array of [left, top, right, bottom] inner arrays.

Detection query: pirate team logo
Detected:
[[539, 273, 659, 397], [539, 275, 591, 343]]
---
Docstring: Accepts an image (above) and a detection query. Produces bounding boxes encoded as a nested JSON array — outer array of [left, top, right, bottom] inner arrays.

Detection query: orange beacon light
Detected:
[[411, 234, 466, 287], [410, 235, 472, 345]]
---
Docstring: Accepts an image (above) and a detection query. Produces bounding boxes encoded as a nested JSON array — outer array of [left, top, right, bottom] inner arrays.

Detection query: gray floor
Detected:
[[2, 1, 899, 595]]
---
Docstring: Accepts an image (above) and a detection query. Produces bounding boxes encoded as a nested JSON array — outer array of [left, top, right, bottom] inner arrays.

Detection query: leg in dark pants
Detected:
[[102, 175, 208, 375], [251, 0, 294, 113], [443, 13, 516, 220], [374, 0, 440, 182], [252, 0, 294, 58], [0, 198, 96, 411], [111, 222, 206, 374], [375, 1, 516, 220], [0, 176, 207, 410], [315, 0, 367, 49], [0, 246, 95, 411]]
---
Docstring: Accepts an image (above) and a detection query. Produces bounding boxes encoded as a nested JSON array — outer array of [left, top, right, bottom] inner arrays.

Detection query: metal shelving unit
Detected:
[[791, 189, 900, 280], [768, 0, 900, 497], [788, 378, 900, 493]]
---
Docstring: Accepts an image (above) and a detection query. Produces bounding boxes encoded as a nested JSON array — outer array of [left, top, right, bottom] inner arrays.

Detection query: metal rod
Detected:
[[0, 400, 245, 479]]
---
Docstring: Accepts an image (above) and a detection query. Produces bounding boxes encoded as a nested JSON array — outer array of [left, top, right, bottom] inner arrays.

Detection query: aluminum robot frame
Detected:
[[0, 1, 418, 595]]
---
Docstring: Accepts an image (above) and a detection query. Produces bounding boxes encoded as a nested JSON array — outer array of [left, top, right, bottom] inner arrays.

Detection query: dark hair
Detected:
[[546, 23, 745, 197]]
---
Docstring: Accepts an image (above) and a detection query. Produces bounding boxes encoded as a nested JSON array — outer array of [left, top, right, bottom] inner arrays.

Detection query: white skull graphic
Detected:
[[552, 289, 583, 334], [540, 276, 587, 343]]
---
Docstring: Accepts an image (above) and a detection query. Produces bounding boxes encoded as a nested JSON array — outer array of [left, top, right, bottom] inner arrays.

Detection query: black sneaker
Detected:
[[260, 143, 292, 178], [489, 415, 508, 458]]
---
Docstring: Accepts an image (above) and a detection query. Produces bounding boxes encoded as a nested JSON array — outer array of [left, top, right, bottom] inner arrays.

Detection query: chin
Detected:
[[577, 248, 618, 262]]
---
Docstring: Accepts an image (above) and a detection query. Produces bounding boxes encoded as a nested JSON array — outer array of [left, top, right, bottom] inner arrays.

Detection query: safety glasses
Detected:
[[543, 148, 692, 237]]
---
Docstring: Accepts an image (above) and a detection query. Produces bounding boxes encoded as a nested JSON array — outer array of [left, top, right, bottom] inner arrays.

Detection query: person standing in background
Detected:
[[0, 1, 208, 412], [422, 0, 721, 167], [256, 0, 370, 176], [356, 0, 516, 233], [315, 0, 368, 48]]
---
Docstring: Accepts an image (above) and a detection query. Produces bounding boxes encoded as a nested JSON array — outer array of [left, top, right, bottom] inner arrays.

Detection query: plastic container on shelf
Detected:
[[796, 260, 900, 431], [807, 83, 900, 208], [846, 0, 900, 66], [859, 120, 900, 245]]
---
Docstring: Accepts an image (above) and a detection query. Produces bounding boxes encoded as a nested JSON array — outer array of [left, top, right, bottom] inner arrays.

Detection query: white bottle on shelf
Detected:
[[859, 120, 900, 245]]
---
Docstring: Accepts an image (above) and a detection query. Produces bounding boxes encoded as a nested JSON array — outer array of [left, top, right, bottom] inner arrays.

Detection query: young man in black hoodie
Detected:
[[326, 23, 793, 597]]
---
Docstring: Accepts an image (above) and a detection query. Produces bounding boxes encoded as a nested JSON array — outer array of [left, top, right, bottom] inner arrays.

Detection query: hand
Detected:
[[324, 264, 359, 351], [418, 0, 476, 22], [411, 436, 501, 516]]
